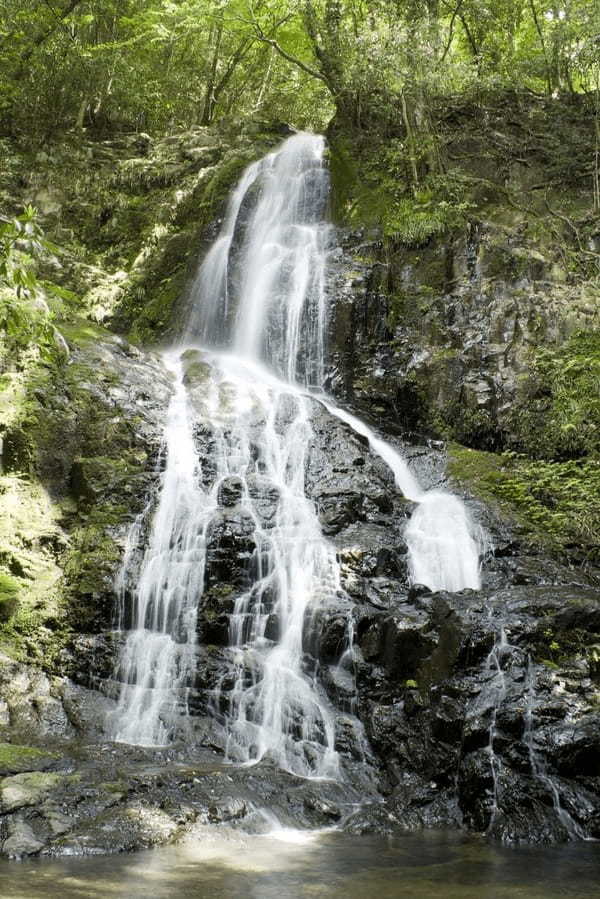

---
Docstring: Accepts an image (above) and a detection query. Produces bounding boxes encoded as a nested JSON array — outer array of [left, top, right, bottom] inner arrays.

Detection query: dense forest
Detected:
[[1, 0, 600, 133], [1, 0, 600, 884]]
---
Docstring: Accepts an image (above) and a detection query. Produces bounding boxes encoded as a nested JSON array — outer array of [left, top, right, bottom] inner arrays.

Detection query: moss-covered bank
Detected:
[[0, 123, 286, 346]]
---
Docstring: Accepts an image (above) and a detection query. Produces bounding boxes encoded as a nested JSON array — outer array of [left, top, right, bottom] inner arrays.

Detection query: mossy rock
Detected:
[[70, 455, 146, 507], [0, 743, 60, 776], [0, 770, 71, 813], [0, 574, 19, 622], [448, 442, 600, 562], [181, 349, 211, 388]]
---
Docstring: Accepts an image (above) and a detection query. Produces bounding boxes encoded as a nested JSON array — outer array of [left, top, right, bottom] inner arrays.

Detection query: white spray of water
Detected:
[[201, 357, 340, 778], [112, 131, 483, 768]]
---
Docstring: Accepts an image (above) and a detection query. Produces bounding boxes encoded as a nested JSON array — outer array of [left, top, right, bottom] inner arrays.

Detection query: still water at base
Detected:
[[1, 830, 598, 898]]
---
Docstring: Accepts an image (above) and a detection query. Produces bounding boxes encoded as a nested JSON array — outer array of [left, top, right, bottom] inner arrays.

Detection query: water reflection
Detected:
[[1, 830, 599, 898]]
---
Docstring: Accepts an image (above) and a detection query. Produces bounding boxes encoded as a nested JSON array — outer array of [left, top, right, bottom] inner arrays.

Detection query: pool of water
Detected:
[[1, 830, 599, 898]]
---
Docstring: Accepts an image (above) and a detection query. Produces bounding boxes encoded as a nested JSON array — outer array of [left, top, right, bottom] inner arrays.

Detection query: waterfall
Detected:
[[322, 402, 482, 592], [111, 132, 482, 772], [185, 132, 330, 387], [112, 352, 205, 745]]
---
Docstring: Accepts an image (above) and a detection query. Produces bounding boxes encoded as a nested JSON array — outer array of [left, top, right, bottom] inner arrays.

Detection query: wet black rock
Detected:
[[217, 476, 244, 507], [204, 509, 256, 588]]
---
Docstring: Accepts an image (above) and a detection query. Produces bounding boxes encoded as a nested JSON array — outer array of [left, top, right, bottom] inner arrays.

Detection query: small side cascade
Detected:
[[523, 657, 589, 841], [484, 625, 510, 832], [334, 618, 358, 714], [405, 492, 483, 593], [322, 400, 483, 593]]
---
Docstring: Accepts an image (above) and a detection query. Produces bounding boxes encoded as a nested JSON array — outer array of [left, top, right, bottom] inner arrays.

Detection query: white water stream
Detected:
[[112, 353, 204, 745], [112, 132, 483, 773]]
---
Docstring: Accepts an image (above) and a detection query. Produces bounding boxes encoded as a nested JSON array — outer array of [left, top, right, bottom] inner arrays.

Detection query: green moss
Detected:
[[101, 780, 128, 794], [509, 330, 600, 460], [0, 743, 59, 775], [71, 455, 147, 508], [531, 620, 597, 667], [329, 131, 474, 247], [0, 573, 19, 621], [58, 317, 109, 346], [541, 659, 560, 670], [0, 770, 77, 812], [328, 135, 360, 225], [181, 349, 211, 387], [0, 319, 155, 660], [448, 442, 600, 560], [0, 470, 65, 663]]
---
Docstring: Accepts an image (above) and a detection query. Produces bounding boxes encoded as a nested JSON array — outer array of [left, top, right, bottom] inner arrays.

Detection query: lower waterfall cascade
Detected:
[[111, 132, 484, 776]]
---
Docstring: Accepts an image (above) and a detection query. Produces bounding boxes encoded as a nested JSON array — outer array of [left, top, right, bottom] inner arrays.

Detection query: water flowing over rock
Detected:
[[111, 351, 202, 746], [111, 132, 482, 777], [2, 130, 599, 860]]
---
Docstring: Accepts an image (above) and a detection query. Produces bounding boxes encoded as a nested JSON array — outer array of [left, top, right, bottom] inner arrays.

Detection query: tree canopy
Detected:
[[0, 1, 598, 139]]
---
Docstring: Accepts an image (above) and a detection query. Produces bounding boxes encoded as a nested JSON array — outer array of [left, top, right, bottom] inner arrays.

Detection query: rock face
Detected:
[[325, 225, 600, 452], [2, 307, 600, 855], [2, 330, 599, 855]]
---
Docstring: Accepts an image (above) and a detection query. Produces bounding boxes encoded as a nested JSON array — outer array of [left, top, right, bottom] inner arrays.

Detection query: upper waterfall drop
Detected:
[[186, 132, 331, 386]]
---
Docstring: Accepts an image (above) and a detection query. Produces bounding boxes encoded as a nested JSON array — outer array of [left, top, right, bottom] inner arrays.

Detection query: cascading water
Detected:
[[185, 132, 330, 386], [321, 402, 482, 592], [112, 353, 205, 745], [111, 131, 483, 774], [523, 657, 588, 840], [484, 625, 510, 831]]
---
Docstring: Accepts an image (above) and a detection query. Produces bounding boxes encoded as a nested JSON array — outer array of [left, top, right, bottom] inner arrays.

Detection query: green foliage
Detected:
[[331, 134, 475, 245], [1, 0, 598, 143], [449, 443, 600, 560], [0, 572, 19, 621], [0, 0, 332, 139], [384, 191, 474, 246], [0, 207, 63, 363], [510, 331, 600, 460], [0, 206, 52, 293]]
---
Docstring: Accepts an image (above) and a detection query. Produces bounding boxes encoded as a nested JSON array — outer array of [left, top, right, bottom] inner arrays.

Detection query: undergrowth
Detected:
[[510, 331, 600, 460], [449, 444, 600, 561]]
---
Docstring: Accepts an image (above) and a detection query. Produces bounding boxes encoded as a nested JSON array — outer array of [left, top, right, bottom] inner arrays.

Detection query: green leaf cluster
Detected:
[[510, 331, 600, 460], [449, 443, 600, 561], [0, 1, 598, 142], [0, 207, 62, 363]]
